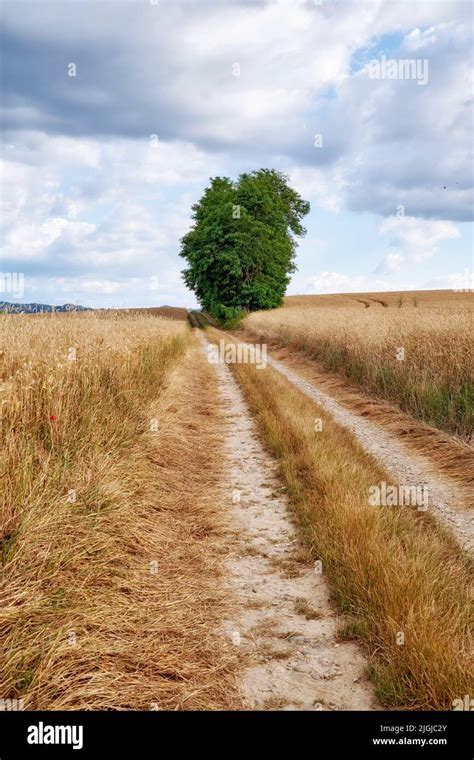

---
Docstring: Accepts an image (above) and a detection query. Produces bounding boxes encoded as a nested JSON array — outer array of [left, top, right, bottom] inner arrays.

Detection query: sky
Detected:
[[1, 0, 473, 308]]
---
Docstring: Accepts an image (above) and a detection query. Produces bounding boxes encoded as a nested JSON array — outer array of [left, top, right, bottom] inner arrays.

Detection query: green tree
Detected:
[[180, 169, 310, 323]]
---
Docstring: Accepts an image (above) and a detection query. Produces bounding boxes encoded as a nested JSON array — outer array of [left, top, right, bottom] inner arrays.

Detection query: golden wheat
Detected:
[[244, 291, 473, 437], [0, 314, 240, 710], [210, 329, 473, 710]]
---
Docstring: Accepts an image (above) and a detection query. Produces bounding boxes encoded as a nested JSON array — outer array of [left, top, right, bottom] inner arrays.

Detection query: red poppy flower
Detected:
[[49, 415, 57, 421]]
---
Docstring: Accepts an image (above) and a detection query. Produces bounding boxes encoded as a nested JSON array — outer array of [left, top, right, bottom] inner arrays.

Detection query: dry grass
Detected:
[[210, 330, 473, 710], [293, 598, 322, 620], [244, 290, 473, 438], [0, 313, 240, 710], [240, 339, 474, 497]]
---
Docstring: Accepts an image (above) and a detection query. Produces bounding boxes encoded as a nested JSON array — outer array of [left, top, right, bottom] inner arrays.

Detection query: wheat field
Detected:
[[244, 290, 473, 438], [0, 312, 239, 709], [1, 301, 472, 712]]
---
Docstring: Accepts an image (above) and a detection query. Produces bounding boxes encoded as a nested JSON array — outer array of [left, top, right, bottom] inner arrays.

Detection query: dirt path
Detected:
[[199, 333, 377, 711], [263, 352, 473, 555]]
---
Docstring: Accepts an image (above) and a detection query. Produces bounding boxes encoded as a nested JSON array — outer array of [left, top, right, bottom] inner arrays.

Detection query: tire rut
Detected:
[[199, 333, 377, 711], [264, 352, 473, 554]]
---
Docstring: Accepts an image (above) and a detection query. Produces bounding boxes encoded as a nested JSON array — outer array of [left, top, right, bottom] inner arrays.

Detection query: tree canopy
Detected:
[[179, 169, 310, 323]]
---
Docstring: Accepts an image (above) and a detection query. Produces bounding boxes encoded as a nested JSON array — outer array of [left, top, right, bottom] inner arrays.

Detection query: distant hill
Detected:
[[0, 301, 91, 314]]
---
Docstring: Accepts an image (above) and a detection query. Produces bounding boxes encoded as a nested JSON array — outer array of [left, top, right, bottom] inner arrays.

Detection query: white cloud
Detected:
[[287, 165, 345, 213], [0, 133, 216, 278], [309, 271, 391, 294], [376, 252, 405, 274], [378, 216, 460, 261], [3, 217, 96, 262], [52, 277, 125, 295], [1, 0, 472, 306]]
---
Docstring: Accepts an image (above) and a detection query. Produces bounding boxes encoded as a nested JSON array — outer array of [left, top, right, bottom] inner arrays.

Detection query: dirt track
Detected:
[[199, 332, 377, 711], [217, 328, 472, 555], [263, 351, 473, 555]]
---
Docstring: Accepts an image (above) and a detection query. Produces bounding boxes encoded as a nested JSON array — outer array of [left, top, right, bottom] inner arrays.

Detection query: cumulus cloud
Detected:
[[309, 271, 391, 294], [2, 0, 472, 224], [0, 0, 472, 304], [378, 215, 461, 261], [0, 134, 216, 274]]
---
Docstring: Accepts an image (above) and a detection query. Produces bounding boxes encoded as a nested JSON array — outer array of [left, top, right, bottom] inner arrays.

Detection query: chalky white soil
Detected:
[[265, 352, 473, 555], [201, 334, 377, 711]]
